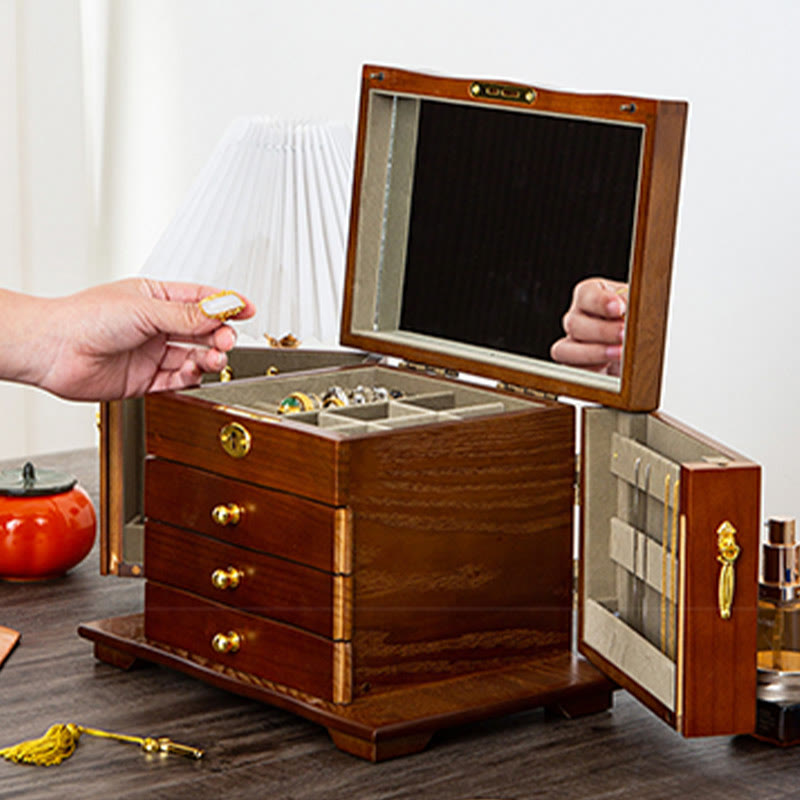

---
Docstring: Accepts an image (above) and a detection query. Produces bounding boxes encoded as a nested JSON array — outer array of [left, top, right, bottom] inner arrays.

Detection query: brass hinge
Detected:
[[495, 381, 558, 402], [399, 360, 459, 380]]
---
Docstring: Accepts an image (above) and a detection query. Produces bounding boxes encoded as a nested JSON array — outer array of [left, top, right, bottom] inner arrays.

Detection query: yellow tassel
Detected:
[[0, 724, 203, 766], [0, 723, 82, 766]]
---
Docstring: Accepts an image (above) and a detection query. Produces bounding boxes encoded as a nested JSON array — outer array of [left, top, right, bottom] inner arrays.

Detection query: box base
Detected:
[[753, 698, 800, 747], [77, 614, 615, 761]]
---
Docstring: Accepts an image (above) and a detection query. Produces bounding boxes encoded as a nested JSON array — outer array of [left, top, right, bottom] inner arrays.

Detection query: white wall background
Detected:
[[0, 0, 797, 521]]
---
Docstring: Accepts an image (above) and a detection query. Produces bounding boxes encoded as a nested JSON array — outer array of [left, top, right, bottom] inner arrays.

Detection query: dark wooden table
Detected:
[[1, 448, 798, 799]]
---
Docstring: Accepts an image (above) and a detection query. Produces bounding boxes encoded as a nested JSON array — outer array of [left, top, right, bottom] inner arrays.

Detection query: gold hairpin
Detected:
[[198, 290, 246, 321]]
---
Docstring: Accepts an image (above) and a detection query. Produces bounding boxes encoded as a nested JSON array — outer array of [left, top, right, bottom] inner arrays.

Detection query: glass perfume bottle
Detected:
[[757, 517, 800, 674], [754, 517, 800, 745]]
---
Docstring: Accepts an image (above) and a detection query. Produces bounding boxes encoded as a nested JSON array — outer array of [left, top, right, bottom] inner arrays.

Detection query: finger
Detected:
[[149, 360, 204, 393], [551, 337, 623, 369], [159, 343, 228, 374], [166, 324, 238, 352], [572, 278, 627, 320], [143, 296, 237, 343], [148, 347, 229, 393], [563, 310, 625, 346]]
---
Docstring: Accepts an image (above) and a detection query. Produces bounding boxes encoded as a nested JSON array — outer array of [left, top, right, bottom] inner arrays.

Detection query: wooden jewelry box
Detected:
[[80, 65, 760, 759]]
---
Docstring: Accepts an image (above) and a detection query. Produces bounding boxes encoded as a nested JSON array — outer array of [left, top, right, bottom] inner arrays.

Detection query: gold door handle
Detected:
[[211, 566, 243, 591], [211, 630, 242, 654], [717, 521, 740, 620], [211, 503, 243, 527]]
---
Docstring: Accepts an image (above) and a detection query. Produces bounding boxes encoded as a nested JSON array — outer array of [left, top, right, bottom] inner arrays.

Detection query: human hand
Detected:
[[550, 278, 627, 376], [1, 278, 255, 401]]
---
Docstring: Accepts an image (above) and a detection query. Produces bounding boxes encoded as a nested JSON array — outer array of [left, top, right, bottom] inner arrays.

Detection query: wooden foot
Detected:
[[545, 687, 614, 720], [94, 641, 140, 671], [328, 728, 434, 762]]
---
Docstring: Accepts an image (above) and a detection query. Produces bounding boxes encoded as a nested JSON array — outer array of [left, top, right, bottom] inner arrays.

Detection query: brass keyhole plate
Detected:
[[219, 422, 252, 459]]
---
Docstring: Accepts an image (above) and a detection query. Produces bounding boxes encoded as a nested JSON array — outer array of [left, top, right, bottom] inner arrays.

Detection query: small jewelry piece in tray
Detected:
[[277, 391, 322, 414], [322, 386, 349, 408], [277, 385, 404, 414], [198, 290, 246, 321], [264, 333, 301, 348]]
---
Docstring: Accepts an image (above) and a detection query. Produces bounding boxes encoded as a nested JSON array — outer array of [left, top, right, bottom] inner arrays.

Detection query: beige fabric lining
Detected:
[[582, 406, 728, 697], [609, 517, 678, 601], [584, 598, 676, 710], [185, 366, 532, 436]]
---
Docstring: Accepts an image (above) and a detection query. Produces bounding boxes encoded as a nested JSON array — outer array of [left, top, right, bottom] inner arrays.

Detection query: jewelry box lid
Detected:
[[340, 65, 688, 412]]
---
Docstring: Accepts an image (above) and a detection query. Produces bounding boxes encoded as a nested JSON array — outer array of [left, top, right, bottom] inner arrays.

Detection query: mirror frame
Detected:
[[340, 65, 688, 412]]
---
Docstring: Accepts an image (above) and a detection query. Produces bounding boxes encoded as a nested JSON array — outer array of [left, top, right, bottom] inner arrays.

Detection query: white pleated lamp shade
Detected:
[[141, 117, 353, 346]]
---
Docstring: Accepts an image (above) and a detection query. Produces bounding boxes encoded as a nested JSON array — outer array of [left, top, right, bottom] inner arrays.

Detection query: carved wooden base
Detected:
[[78, 614, 615, 762]]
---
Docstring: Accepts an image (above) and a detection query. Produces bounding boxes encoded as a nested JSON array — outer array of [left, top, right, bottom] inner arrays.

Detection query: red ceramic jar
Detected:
[[0, 462, 96, 580]]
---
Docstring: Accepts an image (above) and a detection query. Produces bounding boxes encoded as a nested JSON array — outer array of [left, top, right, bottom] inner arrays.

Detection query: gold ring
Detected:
[[278, 391, 318, 414]]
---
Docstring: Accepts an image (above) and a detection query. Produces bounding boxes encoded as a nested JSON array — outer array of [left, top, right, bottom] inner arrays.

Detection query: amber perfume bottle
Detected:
[[754, 517, 800, 745], [757, 518, 800, 673]]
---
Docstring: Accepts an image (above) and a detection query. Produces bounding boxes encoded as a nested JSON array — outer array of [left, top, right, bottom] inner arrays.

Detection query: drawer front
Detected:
[[145, 521, 352, 639], [145, 458, 351, 574], [145, 582, 351, 703], [145, 392, 345, 505]]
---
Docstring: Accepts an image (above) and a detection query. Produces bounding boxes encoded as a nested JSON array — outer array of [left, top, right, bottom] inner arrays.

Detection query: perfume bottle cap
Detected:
[[768, 517, 796, 546], [763, 518, 800, 586]]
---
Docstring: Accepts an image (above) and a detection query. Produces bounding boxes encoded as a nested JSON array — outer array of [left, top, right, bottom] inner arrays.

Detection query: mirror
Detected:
[[357, 91, 647, 394]]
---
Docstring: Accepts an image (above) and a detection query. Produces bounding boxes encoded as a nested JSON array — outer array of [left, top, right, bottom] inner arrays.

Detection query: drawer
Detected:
[[145, 458, 351, 574], [145, 520, 351, 639], [145, 392, 345, 505], [144, 582, 351, 703]]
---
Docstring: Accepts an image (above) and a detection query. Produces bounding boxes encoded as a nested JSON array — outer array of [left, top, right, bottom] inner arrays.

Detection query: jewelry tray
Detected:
[[183, 365, 535, 436]]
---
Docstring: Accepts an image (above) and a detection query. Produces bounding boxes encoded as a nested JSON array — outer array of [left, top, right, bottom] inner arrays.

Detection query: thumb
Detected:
[[144, 297, 219, 340]]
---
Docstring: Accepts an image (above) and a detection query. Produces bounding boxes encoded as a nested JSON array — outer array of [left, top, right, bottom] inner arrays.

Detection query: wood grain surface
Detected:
[[347, 403, 575, 692], [1, 449, 798, 799]]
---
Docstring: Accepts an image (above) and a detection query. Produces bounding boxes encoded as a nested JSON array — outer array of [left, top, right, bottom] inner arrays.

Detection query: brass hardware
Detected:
[[660, 474, 671, 654], [211, 630, 242, 654], [676, 514, 687, 732], [620, 102, 637, 113], [211, 503, 243, 527], [400, 360, 459, 380], [265, 365, 279, 376], [219, 365, 234, 382], [496, 381, 558, 402], [716, 520, 740, 620], [669, 479, 680, 654], [470, 81, 535, 105], [219, 421, 251, 458], [142, 737, 204, 760], [211, 566, 243, 591]]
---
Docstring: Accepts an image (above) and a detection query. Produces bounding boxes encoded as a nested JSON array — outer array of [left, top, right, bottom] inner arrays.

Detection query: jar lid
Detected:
[[0, 462, 77, 497]]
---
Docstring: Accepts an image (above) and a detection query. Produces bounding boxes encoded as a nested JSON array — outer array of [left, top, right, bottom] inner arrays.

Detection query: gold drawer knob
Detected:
[[211, 566, 243, 591], [211, 630, 242, 655], [211, 503, 243, 527], [219, 421, 251, 458]]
